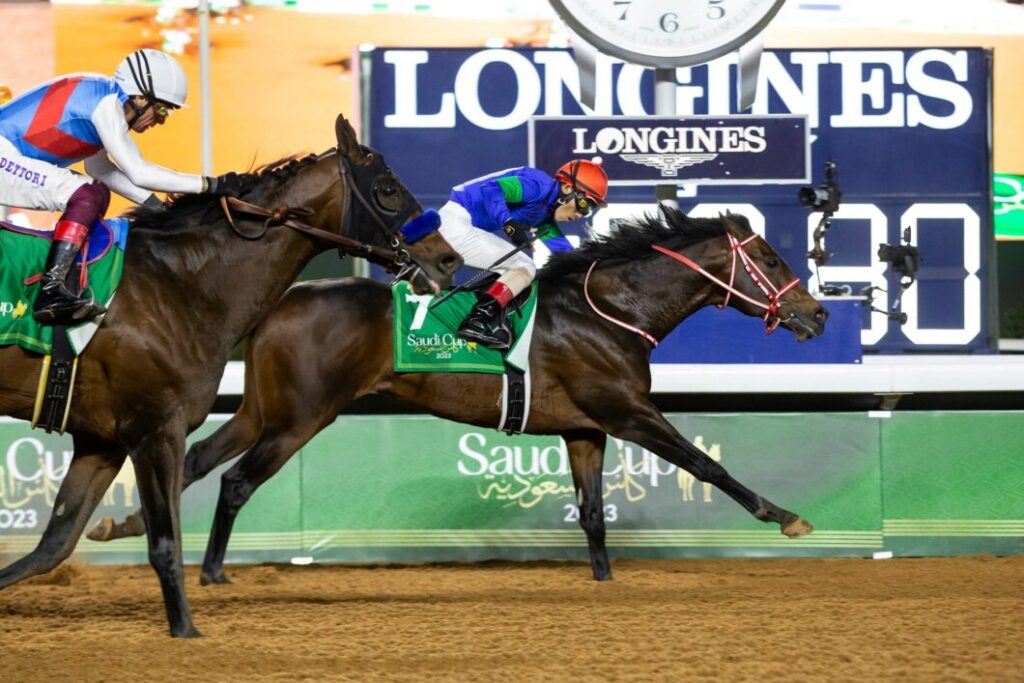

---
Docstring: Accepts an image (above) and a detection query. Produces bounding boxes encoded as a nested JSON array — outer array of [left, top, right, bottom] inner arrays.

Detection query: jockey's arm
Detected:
[[91, 95, 203, 195], [83, 152, 152, 204], [479, 176, 519, 227], [535, 221, 573, 252]]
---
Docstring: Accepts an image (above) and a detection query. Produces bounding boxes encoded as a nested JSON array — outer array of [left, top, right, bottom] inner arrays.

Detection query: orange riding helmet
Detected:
[[554, 159, 608, 207]]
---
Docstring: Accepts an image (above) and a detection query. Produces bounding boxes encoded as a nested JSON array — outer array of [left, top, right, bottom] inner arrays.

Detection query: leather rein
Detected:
[[218, 148, 418, 267]]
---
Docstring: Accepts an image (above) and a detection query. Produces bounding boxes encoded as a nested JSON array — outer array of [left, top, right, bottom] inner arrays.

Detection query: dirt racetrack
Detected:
[[1, 556, 1021, 682]]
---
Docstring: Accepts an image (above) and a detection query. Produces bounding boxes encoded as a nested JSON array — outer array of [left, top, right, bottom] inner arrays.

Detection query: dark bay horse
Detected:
[[94, 208, 828, 587], [0, 115, 461, 637]]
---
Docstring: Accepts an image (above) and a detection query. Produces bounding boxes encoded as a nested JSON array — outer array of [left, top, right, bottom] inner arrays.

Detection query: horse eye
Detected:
[[379, 183, 397, 196], [765, 258, 779, 268]]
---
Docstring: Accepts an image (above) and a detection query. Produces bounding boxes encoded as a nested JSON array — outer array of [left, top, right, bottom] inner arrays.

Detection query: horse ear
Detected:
[[720, 212, 751, 236], [335, 114, 359, 157]]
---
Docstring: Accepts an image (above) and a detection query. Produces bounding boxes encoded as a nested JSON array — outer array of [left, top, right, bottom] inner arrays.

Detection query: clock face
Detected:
[[550, 0, 786, 67]]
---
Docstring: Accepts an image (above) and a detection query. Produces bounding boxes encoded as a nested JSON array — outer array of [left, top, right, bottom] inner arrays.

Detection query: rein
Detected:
[[584, 261, 659, 347], [219, 196, 402, 262], [220, 148, 421, 267], [583, 232, 800, 346]]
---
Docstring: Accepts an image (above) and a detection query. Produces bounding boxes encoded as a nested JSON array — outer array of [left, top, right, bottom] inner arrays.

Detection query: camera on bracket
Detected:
[[798, 161, 842, 214], [877, 228, 921, 281]]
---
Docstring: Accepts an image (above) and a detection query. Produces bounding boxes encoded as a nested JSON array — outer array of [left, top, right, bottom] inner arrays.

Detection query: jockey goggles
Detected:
[[559, 190, 597, 217], [150, 99, 177, 119]]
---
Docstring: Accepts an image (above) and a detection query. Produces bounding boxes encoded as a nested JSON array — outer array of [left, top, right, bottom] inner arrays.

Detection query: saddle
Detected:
[[0, 218, 130, 432]]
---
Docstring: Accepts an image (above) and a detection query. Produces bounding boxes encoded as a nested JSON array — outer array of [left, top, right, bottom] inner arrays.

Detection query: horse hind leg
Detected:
[[0, 436, 125, 590], [87, 409, 261, 543], [201, 420, 326, 586], [566, 430, 612, 581]]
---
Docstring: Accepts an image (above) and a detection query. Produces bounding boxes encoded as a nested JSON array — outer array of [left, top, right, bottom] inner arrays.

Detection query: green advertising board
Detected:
[[995, 172, 1024, 241], [0, 412, 1020, 567]]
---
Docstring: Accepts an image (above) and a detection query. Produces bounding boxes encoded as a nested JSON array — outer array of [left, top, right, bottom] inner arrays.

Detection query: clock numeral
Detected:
[[659, 12, 679, 32], [707, 0, 726, 20], [613, 0, 631, 20]]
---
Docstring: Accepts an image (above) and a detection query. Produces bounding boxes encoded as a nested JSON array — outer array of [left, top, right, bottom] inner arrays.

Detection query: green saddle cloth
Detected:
[[392, 281, 538, 374], [0, 218, 128, 356]]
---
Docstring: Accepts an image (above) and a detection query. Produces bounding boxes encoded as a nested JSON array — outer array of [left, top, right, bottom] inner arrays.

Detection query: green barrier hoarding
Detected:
[[0, 412, 1020, 565], [882, 411, 1024, 555], [297, 413, 882, 562], [995, 173, 1024, 241]]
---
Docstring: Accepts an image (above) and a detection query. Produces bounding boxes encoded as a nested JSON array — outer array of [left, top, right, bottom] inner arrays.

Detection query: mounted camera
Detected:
[[863, 227, 922, 325], [877, 227, 921, 282], [799, 161, 842, 215], [803, 160, 843, 292]]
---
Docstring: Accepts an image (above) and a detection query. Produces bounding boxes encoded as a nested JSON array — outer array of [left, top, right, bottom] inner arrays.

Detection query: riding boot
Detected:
[[33, 229, 106, 325], [458, 293, 512, 351]]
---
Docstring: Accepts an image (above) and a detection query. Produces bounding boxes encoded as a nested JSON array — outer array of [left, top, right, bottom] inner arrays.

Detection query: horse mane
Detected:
[[538, 206, 751, 281], [123, 152, 325, 232]]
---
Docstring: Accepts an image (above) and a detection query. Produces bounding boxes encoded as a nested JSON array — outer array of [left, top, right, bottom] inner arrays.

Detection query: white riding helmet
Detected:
[[114, 49, 188, 108]]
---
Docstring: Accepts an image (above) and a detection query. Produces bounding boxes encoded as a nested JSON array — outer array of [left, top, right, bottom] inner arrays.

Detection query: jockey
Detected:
[[0, 49, 250, 325], [440, 159, 608, 350]]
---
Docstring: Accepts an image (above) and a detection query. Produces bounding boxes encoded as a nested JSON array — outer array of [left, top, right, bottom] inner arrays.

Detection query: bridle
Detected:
[[220, 148, 424, 273], [583, 232, 802, 346], [335, 149, 421, 271], [652, 233, 801, 333]]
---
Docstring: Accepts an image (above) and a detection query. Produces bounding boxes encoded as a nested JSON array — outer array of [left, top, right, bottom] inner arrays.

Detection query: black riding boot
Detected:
[[33, 240, 106, 325], [458, 293, 512, 351]]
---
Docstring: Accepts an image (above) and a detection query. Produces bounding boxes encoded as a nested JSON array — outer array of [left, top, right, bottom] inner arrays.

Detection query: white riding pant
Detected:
[[438, 201, 536, 293], [0, 135, 89, 214]]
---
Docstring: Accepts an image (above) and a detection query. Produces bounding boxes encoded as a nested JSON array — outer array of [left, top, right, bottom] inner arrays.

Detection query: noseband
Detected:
[[652, 233, 800, 333]]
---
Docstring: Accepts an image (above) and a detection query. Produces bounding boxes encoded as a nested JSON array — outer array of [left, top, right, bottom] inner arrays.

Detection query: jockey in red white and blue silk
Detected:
[[440, 160, 609, 351], [0, 49, 250, 325]]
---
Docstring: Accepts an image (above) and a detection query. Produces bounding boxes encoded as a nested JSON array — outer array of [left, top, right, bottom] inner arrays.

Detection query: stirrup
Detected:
[[458, 322, 511, 351], [33, 297, 106, 325]]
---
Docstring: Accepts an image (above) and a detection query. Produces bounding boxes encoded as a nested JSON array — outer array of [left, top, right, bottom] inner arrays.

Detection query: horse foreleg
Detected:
[[87, 409, 260, 543], [0, 435, 125, 589], [604, 402, 812, 538], [565, 430, 612, 580], [131, 430, 200, 638], [201, 423, 322, 586]]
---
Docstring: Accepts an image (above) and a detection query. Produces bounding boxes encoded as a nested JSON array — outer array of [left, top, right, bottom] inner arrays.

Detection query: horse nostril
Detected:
[[442, 255, 461, 273], [814, 307, 829, 323]]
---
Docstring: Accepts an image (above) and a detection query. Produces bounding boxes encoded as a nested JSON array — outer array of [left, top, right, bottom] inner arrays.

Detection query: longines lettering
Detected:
[[572, 125, 767, 154], [384, 48, 973, 131]]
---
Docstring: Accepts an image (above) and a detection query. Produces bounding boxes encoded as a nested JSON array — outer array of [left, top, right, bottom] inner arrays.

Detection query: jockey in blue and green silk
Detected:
[[0, 49, 251, 326], [440, 159, 608, 351]]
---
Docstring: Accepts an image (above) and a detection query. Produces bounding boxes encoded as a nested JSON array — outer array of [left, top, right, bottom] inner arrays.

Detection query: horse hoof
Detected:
[[173, 625, 204, 639], [782, 517, 814, 538], [86, 517, 115, 542], [200, 571, 231, 586]]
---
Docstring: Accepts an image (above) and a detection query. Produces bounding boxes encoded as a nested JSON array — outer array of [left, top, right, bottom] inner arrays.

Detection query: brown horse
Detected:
[[95, 207, 828, 587], [0, 114, 461, 637]]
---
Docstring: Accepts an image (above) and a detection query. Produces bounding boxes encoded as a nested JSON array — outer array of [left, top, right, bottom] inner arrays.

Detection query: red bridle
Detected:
[[652, 233, 800, 334], [582, 233, 802, 347]]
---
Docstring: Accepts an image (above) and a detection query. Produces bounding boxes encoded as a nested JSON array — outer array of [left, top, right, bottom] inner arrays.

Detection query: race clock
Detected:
[[549, 0, 787, 109]]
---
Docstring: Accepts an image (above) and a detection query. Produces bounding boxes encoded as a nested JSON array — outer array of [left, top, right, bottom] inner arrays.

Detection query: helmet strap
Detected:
[[125, 97, 149, 126]]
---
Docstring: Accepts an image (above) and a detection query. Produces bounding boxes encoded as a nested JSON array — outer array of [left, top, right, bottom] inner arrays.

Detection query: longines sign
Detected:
[[530, 115, 809, 185], [362, 47, 994, 352]]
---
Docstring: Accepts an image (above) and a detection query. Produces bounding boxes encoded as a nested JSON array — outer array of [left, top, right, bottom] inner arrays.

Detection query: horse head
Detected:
[[705, 213, 827, 341], [334, 115, 461, 294]]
